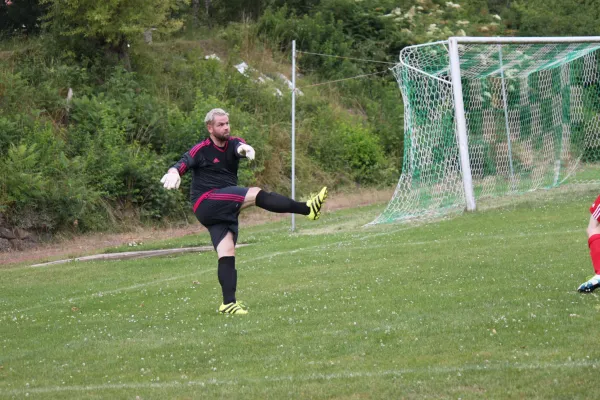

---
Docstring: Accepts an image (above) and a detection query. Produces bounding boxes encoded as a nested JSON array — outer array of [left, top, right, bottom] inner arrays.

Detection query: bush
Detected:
[[0, 12, 407, 236], [306, 110, 389, 185], [0, 116, 21, 156], [0, 123, 103, 231]]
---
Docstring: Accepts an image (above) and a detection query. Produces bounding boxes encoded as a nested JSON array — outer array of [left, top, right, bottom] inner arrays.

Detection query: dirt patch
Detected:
[[0, 225, 202, 267], [0, 188, 394, 266], [0, 51, 14, 60], [30, 244, 253, 268]]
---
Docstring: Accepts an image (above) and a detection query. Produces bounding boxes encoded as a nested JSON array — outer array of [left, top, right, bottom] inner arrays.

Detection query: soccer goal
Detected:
[[372, 36, 600, 225]]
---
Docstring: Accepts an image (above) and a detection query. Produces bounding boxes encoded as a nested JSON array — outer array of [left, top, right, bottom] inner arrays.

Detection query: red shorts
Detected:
[[590, 194, 600, 221]]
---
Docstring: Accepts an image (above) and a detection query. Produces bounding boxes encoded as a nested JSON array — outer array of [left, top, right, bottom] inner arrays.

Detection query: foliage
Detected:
[[40, 0, 188, 59], [512, 0, 600, 36], [302, 108, 391, 186], [0, 125, 100, 231], [0, 117, 21, 156], [0, 0, 46, 37], [258, 0, 505, 75], [2, 0, 593, 236]]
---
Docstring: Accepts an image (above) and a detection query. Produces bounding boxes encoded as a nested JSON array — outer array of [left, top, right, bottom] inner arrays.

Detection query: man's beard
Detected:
[[213, 131, 230, 141]]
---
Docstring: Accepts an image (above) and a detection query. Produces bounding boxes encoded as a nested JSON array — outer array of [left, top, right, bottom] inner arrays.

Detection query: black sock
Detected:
[[255, 190, 310, 215], [218, 256, 236, 304]]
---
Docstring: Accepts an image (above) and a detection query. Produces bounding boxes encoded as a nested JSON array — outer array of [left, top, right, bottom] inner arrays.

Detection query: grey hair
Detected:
[[204, 108, 229, 124]]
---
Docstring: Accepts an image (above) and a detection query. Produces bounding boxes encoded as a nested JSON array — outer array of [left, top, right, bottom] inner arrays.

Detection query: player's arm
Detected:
[[161, 147, 200, 190], [234, 138, 255, 160]]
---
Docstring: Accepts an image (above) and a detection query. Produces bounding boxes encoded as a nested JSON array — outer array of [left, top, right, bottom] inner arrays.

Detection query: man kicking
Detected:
[[578, 194, 600, 293], [161, 108, 327, 314]]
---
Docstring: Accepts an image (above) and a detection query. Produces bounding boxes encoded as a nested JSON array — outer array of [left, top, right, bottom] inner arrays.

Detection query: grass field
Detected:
[[2, 185, 600, 399]]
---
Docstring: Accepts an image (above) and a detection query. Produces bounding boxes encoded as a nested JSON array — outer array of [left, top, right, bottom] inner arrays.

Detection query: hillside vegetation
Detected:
[[0, 0, 595, 237]]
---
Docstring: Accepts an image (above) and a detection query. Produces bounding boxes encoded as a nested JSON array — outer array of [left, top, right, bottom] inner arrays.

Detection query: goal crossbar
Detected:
[[453, 36, 600, 44]]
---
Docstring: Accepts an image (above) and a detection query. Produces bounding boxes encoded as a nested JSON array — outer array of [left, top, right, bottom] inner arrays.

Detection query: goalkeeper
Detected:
[[161, 108, 328, 314], [578, 195, 600, 293]]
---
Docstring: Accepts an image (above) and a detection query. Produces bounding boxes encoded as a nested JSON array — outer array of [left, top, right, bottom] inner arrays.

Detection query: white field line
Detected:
[[8, 247, 325, 314], [7, 225, 580, 314], [10, 272, 206, 313], [2, 359, 597, 396], [6, 226, 410, 312]]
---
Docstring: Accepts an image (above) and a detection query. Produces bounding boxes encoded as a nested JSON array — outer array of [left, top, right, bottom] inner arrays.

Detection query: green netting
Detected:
[[372, 40, 600, 224]]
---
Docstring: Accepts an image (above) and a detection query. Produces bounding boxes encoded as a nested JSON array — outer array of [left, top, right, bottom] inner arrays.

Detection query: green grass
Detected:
[[2, 187, 600, 399], [565, 162, 600, 183]]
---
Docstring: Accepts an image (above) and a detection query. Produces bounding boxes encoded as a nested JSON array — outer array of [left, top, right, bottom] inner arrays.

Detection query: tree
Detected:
[[0, 0, 47, 37], [513, 0, 600, 36], [41, 0, 188, 64], [209, 0, 266, 23]]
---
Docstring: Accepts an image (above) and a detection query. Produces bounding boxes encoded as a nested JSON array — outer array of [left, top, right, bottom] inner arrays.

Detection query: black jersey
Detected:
[[171, 136, 247, 209]]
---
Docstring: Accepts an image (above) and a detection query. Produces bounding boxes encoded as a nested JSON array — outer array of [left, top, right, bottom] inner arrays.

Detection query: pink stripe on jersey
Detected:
[[229, 136, 246, 144], [178, 162, 187, 175], [190, 139, 211, 157]]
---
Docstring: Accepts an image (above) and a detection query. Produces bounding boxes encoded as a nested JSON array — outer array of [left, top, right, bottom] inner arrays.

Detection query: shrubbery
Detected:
[[1, 31, 395, 234], [1, 0, 551, 236]]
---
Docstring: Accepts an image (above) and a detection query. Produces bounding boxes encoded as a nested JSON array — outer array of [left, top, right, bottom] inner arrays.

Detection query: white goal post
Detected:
[[372, 36, 600, 225]]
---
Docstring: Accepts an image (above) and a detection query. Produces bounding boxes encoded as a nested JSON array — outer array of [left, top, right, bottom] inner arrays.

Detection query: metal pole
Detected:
[[448, 37, 476, 211], [291, 40, 296, 232], [498, 44, 516, 191]]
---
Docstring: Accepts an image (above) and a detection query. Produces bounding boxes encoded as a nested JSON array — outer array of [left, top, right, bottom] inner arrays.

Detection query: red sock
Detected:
[[588, 234, 600, 275]]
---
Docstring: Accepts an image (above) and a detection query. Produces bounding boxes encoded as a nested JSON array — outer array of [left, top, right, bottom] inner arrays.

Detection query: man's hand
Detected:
[[160, 171, 181, 190], [237, 144, 255, 161]]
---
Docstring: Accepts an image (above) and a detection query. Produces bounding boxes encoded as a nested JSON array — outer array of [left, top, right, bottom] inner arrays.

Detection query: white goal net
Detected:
[[372, 37, 600, 224]]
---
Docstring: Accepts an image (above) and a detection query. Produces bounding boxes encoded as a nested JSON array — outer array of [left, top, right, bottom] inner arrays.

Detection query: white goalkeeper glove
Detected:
[[160, 172, 181, 190], [237, 144, 255, 161]]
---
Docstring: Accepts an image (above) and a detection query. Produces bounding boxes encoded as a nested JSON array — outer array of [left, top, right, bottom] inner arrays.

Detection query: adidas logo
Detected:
[[213, 158, 220, 163]]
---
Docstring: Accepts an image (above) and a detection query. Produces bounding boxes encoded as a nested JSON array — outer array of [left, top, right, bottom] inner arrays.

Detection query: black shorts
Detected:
[[194, 186, 248, 249]]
